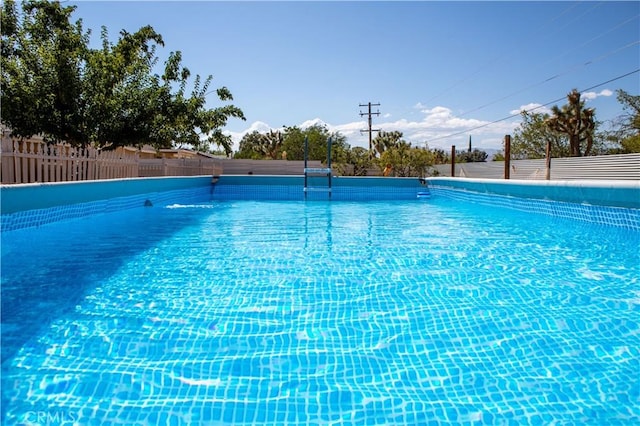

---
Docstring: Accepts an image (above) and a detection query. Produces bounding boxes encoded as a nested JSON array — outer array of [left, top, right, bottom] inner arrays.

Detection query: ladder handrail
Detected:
[[304, 136, 332, 199], [303, 136, 308, 191]]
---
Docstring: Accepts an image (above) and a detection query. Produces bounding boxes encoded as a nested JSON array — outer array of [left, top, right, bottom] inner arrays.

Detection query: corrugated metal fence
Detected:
[[432, 153, 640, 180]]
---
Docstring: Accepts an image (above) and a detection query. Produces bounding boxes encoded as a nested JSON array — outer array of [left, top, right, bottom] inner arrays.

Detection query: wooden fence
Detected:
[[138, 158, 223, 177], [218, 159, 324, 175], [0, 138, 222, 184]]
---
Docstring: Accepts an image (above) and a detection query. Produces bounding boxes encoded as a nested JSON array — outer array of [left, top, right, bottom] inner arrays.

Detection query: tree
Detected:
[[1, 0, 244, 154], [492, 151, 505, 161], [606, 90, 640, 153], [83, 25, 166, 149], [456, 148, 488, 162], [406, 146, 436, 177], [151, 52, 244, 155], [1, 0, 89, 145], [333, 146, 371, 176], [512, 110, 568, 159], [281, 124, 347, 163], [546, 89, 596, 157], [378, 138, 435, 177], [85, 28, 244, 154], [234, 131, 265, 159], [430, 148, 449, 164], [512, 95, 608, 159], [372, 131, 403, 157], [257, 130, 284, 159]]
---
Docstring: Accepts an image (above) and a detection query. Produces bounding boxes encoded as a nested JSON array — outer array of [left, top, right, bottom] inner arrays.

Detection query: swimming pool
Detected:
[[1, 184, 639, 425]]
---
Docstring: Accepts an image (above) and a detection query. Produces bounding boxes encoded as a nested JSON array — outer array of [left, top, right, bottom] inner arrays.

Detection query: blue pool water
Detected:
[[1, 197, 639, 425]]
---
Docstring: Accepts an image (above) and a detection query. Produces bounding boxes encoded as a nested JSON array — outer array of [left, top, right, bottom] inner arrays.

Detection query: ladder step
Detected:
[[304, 167, 332, 174], [304, 187, 332, 192]]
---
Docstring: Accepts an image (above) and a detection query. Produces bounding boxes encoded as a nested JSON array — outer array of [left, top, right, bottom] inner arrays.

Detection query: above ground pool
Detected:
[[1, 177, 638, 425]]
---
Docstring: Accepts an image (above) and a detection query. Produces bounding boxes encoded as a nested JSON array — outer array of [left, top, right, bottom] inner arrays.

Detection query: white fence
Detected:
[[432, 153, 640, 180], [1, 138, 222, 184]]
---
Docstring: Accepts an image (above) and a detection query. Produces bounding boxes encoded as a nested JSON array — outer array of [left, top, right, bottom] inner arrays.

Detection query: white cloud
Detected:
[[223, 120, 279, 151], [510, 103, 551, 115], [299, 118, 329, 129], [226, 105, 521, 152], [334, 120, 367, 135], [582, 89, 613, 101], [383, 113, 392, 118], [357, 106, 517, 149]]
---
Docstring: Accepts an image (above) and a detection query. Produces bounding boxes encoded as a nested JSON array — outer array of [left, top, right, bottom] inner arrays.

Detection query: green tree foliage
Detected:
[[456, 148, 488, 163], [234, 131, 265, 159], [379, 143, 435, 177], [492, 151, 505, 161], [512, 92, 609, 159], [233, 125, 373, 175], [546, 89, 596, 157], [234, 125, 349, 164], [257, 130, 284, 159], [375, 132, 435, 177], [281, 124, 348, 163], [431, 148, 449, 164], [1, 0, 89, 145], [1, 0, 244, 154], [84, 25, 165, 149], [606, 90, 640, 153], [512, 111, 568, 159], [372, 131, 403, 157], [333, 146, 371, 176]]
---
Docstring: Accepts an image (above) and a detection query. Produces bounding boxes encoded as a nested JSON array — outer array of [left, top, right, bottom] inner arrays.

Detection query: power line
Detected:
[[426, 68, 640, 143], [422, 1, 605, 105], [424, 7, 639, 119], [459, 39, 640, 118]]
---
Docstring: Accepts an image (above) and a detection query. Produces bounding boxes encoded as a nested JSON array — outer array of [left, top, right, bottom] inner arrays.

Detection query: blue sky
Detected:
[[69, 1, 640, 152]]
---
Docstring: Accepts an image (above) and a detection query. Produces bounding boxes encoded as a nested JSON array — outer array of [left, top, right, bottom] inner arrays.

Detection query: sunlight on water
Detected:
[[2, 199, 639, 425]]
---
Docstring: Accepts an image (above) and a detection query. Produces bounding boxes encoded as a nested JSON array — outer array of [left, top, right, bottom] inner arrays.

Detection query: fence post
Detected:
[[504, 135, 511, 179], [1, 138, 15, 184], [545, 140, 551, 180], [450, 145, 456, 177]]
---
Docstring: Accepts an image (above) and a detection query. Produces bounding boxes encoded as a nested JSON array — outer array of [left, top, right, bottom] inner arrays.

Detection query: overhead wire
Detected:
[[422, 1, 603, 105], [426, 68, 640, 143], [457, 11, 639, 117], [458, 38, 640, 118], [419, 4, 639, 144]]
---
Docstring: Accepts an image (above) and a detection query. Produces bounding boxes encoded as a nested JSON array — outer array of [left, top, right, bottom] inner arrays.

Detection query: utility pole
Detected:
[[359, 102, 380, 155]]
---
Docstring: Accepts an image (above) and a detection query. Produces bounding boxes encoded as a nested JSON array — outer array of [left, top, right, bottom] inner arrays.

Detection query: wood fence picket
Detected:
[[1, 137, 222, 184]]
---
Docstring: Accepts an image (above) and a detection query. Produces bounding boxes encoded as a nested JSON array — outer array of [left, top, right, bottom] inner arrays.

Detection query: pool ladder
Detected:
[[303, 136, 332, 199]]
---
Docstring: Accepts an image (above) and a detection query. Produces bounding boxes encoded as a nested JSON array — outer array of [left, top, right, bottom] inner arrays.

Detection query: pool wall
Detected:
[[428, 177, 640, 230], [1, 176, 213, 231], [211, 175, 424, 201], [427, 177, 640, 209], [2, 175, 639, 231]]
